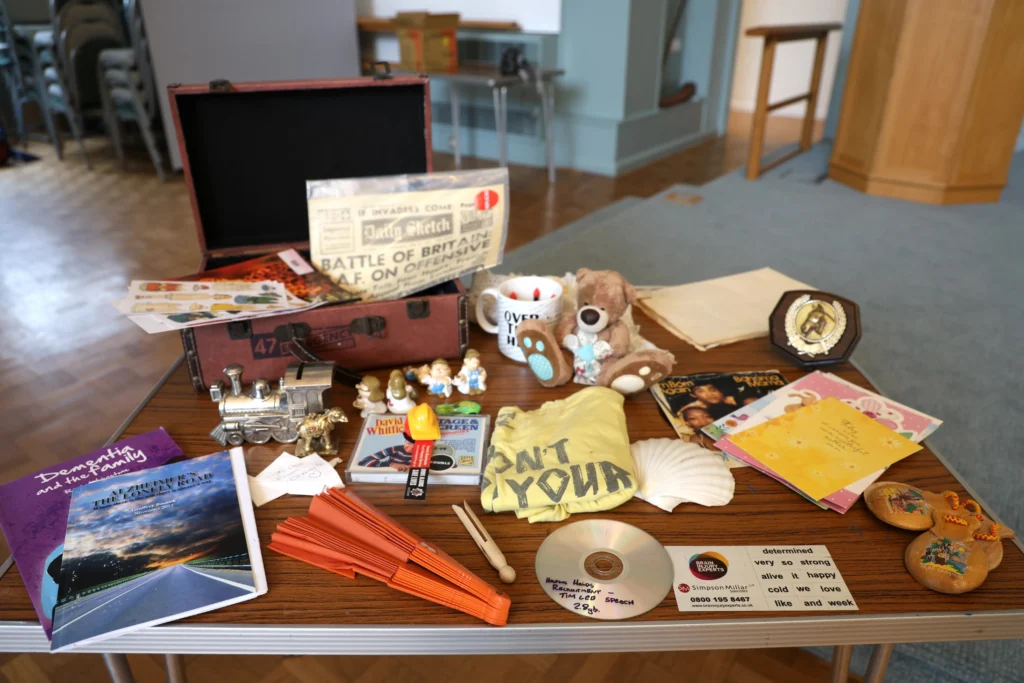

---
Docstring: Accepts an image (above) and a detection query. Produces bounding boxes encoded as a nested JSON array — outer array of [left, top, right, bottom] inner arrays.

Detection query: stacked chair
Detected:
[[0, 0, 58, 147], [30, 0, 125, 165], [26, 0, 164, 176], [96, 0, 165, 179]]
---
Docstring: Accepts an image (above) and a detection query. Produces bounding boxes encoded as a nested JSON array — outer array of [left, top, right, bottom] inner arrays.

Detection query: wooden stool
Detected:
[[744, 23, 841, 180]]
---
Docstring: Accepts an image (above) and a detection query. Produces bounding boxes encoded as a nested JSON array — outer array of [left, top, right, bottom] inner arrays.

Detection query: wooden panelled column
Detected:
[[829, 0, 1024, 205]]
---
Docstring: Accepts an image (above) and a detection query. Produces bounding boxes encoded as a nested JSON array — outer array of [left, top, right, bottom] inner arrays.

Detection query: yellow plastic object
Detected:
[[406, 403, 441, 441]]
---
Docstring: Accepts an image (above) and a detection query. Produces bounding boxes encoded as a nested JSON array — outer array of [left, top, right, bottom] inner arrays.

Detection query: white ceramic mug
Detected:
[[475, 276, 563, 362]]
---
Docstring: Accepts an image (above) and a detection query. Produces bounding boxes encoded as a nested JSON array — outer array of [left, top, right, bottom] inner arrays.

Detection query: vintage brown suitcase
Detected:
[[168, 74, 469, 391]]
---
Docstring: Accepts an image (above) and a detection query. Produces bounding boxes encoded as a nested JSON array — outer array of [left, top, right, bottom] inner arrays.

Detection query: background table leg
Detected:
[[102, 653, 135, 683], [864, 643, 894, 683], [498, 86, 509, 166], [830, 644, 852, 682], [449, 83, 462, 169], [164, 654, 187, 683], [746, 37, 776, 180], [541, 80, 556, 183]]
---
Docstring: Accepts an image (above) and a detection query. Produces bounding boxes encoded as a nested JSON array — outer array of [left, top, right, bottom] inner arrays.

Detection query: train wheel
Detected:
[[272, 424, 298, 443], [243, 425, 272, 444], [227, 432, 244, 446]]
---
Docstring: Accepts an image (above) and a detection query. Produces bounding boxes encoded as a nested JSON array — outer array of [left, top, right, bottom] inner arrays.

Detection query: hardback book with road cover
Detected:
[[50, 449, 266, 652], [0, 428, 184, 639]]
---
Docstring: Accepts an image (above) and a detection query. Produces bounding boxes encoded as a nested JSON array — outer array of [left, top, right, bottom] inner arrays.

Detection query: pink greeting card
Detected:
[[714, 372, 941, 513]]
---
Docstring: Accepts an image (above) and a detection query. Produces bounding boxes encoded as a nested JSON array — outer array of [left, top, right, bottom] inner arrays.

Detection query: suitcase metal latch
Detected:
[[227, 320, 252, 340], [349, 316, 386, 337], [406, 300, 430, 319]]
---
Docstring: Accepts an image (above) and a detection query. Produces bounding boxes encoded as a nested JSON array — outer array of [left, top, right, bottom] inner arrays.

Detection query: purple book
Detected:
[[0, 428, 184, 638]]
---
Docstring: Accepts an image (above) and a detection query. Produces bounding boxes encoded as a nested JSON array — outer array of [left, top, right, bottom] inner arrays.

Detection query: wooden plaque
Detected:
[[769, 290, 861, 368]]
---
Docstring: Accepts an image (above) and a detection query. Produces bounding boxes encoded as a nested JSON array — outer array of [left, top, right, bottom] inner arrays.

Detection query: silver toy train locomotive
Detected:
[[209, 362, 334, 446]]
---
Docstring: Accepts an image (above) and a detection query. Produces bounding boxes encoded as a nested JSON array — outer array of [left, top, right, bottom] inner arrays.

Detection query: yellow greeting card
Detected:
[[729, 397, 921, 501]]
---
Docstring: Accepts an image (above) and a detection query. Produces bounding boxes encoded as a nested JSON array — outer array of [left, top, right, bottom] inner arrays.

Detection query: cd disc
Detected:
[[535, 519, 673, 620]]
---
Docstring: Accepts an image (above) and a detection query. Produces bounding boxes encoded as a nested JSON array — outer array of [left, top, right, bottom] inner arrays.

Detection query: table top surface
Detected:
[[2, 311, 1023, 653], [746, 23, 843, 39], [390, 63, 565, 86]]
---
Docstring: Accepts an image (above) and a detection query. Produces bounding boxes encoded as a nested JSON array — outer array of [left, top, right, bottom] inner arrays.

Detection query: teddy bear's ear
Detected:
[[576, 267, 592, 281], [624, 280, 639, 304]]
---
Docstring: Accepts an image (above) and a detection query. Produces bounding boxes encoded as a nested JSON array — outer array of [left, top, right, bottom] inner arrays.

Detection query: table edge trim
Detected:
[[1, 610, 1022, 654]]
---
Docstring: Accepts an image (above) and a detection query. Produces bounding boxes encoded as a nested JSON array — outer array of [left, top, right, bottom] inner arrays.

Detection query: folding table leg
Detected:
[[830, 643, 852, 682], [864, 643, 894, 683], [492, 85, 508, 167], [500, 86, 509, 166], [541, 79, 556, 183], [449, 83, 462, 169], [164, 653, 187, 683], [102, 653, 136, 683]]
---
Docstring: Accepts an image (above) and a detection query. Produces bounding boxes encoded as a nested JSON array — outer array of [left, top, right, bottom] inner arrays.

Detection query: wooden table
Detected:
[[743, 23, 842, 180], [390, 64, 565, 183], [2, 313, 1023, 683]]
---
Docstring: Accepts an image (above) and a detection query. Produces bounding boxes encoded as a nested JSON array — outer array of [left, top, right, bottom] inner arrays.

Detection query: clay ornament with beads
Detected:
[[864, 481, 1015, 594], [517, 268, 674, 395]]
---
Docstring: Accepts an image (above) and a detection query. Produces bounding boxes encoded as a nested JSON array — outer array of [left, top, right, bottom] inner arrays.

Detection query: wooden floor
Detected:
[[0, 649, 847, 683], [0, 112, 835, 683]]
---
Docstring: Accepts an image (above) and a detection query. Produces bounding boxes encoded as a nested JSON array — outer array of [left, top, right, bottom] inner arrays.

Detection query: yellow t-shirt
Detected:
[[480, 387, 636, 523]]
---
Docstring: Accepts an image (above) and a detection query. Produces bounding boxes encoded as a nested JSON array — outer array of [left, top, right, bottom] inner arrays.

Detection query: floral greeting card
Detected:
[[728, 397, 921, 501]]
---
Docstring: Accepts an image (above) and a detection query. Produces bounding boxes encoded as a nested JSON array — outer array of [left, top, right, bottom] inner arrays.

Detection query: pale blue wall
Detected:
[[426, 0, 735, 177], [825, 0, 860, 139]]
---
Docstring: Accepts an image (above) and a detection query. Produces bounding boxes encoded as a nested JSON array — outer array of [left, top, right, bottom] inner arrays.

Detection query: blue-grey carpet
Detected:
[[492, 148, 1024, 683]]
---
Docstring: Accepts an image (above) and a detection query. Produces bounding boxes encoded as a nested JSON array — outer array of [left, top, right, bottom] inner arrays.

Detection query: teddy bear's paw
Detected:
[[598, 351, 673, 395], [517, 320, 573, 388]]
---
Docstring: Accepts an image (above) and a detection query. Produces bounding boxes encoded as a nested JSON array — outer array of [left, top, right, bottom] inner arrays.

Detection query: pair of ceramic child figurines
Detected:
[[352, 350, 487, 418]]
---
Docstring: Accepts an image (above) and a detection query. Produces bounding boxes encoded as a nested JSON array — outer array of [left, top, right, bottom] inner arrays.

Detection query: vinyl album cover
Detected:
[[50, 449, 266, 651], [651, 371, 787, 460]]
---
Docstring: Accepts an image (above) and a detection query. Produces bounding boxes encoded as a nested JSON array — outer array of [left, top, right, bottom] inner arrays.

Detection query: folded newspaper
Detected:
[[307, 168, 509, 302]]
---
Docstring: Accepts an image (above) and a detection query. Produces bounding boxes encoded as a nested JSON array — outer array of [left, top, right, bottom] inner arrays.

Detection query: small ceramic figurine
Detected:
[[403, 365, 424, 384], [562, 331, 614, 385], [386, 370, 417, 415], [864, 482, 1015, 594], [295, 407, 348, 457], [453, 349, 487, 396], [353, 376, 388, 418], [422, 359, 454, 399]]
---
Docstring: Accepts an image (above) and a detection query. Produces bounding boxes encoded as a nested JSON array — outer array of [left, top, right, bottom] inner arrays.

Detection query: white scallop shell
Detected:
[[630, 438, 735, 512]]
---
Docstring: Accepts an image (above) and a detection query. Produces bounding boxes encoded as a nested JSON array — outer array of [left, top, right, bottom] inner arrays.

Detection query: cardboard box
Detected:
[[394, 12, 459, 73]]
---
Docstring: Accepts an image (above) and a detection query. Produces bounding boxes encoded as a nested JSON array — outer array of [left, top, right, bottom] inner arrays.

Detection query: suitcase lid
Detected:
[[168, 74, 433, 257]]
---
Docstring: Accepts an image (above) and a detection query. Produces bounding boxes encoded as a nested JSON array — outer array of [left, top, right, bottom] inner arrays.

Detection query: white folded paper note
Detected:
[[636, 268, 812, 351], [249, 453, 343, 507]]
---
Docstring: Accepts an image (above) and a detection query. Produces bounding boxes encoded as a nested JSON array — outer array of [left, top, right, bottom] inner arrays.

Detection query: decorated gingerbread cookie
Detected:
[[864, 482, 1015, 594], [864, 482, 939, 531]]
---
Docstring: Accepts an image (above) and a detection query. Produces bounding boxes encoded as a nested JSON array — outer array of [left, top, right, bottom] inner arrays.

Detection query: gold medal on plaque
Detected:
[[784, 294, 847, 356], [770, 290, 861, 368]]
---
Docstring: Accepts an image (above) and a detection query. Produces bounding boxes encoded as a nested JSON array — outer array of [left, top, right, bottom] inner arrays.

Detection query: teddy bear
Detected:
[[516, 268, 674, 395]]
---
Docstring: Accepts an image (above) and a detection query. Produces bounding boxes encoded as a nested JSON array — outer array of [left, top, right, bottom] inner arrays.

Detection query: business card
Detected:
[[666, 545, 857, 612]]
